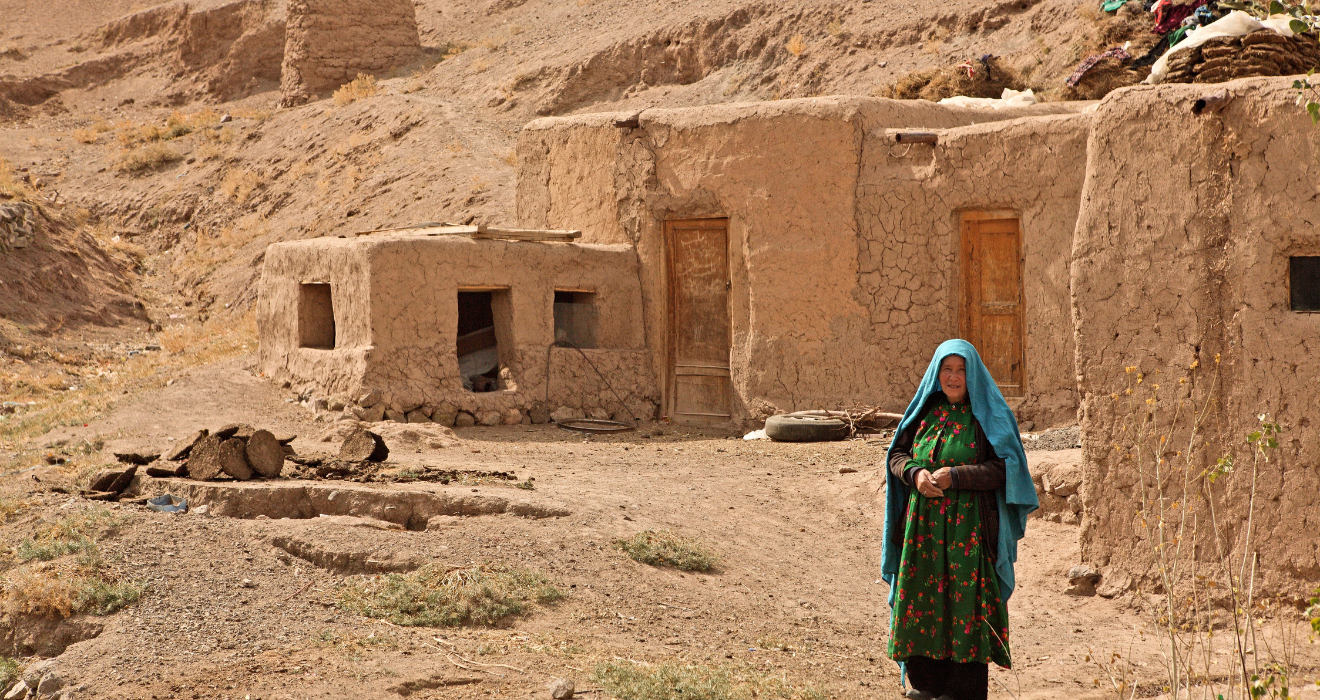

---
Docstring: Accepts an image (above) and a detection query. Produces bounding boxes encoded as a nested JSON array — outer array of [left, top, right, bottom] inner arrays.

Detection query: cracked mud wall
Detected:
[[1072, 78, 1320, 597], [519, 96, 1086, 424], [258, 234, 657, 420], [858, 112, 1091, 428]]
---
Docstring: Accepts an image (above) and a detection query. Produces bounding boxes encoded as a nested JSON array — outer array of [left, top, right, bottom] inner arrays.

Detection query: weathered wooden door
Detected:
[[666, 218, 732, 422], [960, 211, 1025, 397]]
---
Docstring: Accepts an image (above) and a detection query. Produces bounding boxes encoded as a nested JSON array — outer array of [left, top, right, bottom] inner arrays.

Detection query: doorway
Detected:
[[665, 218, 732, 422], [960, 211, 1025, 397]]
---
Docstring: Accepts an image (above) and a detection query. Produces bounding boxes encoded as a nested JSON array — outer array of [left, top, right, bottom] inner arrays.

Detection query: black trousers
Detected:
[[906, 655, 989, 700]]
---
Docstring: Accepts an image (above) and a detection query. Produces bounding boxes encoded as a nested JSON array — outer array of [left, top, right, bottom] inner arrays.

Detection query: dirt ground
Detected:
[[5, 357, 1315, 699]]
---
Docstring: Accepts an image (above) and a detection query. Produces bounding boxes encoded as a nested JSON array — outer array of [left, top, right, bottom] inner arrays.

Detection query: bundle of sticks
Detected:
[[786, 407, 904, 436]]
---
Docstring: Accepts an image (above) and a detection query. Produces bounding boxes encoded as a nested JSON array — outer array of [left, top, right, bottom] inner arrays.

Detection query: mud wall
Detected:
[[518, 96, 1086, 425], [1072, 78, 1320, 598], [257, 234, 657, 422], [280, 0, 422, 106]]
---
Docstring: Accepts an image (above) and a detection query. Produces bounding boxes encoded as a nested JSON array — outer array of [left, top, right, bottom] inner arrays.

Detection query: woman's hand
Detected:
[[931, 467, 953, 490], [914, 469, 944, 498]]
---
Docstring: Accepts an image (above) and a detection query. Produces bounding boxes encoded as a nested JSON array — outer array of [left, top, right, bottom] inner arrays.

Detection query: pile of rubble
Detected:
[[1164, 29, 1320, 83], [0, 202, 35, 253]]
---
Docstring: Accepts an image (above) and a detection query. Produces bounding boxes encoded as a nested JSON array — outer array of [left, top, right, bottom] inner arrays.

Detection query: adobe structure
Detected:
[[257, 76, 1319, 594]]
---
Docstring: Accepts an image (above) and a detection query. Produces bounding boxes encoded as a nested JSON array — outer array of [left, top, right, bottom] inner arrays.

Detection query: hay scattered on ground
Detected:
[[878, 56, 1025, 101]]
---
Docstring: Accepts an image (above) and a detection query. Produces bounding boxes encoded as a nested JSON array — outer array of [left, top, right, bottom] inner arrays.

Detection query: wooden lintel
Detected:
[[355, 224, 582, 242]]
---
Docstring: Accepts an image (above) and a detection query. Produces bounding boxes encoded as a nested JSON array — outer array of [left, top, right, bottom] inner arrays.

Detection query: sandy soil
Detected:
[[7, 358, 1315, 699]]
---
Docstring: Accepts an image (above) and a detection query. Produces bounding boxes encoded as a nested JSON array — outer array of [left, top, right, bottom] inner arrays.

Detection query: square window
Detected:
[[298, 283, 335, 349], [1291, 256, 1320, 312], [554, 290, 597, 349]]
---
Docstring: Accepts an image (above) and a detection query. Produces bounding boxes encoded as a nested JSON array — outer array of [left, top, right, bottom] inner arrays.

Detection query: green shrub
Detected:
[[337, 565, 562, 627], [613, 530, 717, 572]]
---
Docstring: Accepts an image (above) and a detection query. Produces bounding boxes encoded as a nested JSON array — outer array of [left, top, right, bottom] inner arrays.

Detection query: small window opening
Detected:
[[554, 290, 598, 349], [298, 283, 335, 349], [458, 290, 512, 392], [1291, 257, 1320, 312]]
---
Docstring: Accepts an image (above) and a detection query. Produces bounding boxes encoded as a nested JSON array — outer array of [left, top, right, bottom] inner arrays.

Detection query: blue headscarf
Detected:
[[881, 339, 1037, 605]]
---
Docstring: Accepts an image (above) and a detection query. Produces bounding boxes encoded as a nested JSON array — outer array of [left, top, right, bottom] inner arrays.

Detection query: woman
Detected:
[[881, 339, 1037, 700]]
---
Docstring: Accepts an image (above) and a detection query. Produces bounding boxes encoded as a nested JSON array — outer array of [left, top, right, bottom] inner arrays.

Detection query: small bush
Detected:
[[114, 143, 183, 174], [333, 74, 379, 106], [72, 128, 99, 144], [613, 530, 717, 572], [593, 660, 824, 700], [337, 565, 562, 627]]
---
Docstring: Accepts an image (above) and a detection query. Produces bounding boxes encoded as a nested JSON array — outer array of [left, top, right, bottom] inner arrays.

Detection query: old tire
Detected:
[[764, 414, 849, 442]]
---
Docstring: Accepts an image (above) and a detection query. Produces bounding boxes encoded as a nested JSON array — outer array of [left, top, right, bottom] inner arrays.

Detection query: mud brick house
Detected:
[[516, 96, 1089, 427], [259, 76, 1319, 595], [260, 96, 1090, 427]]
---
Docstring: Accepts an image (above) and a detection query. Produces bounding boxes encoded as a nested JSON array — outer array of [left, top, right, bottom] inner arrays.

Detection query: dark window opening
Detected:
[[1291, 256, 1320, 312], [458, 290, 512, 392], [298, 283, 335, 349], [553, 290, 598, 349]]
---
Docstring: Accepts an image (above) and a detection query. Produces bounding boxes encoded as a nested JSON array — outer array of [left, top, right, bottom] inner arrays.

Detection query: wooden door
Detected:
[[960, 211, 1025, 397], [666, 218, 732, 421]]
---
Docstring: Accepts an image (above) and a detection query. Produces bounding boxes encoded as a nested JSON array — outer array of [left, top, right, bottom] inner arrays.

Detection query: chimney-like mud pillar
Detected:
[[279, 0, 422, 107]]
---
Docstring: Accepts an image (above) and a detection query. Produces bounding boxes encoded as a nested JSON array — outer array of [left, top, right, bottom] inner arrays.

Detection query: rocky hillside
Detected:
[[0, 0, 1155, 327]]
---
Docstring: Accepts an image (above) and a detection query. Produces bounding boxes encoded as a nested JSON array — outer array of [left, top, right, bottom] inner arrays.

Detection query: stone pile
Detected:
[[0, 202, 35, 253], [342, 390, 557, 428], [1164, 30, 1320, 83]]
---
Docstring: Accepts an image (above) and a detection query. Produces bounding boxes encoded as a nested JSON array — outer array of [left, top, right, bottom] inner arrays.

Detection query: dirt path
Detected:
[[7, 359, 1318, 699]]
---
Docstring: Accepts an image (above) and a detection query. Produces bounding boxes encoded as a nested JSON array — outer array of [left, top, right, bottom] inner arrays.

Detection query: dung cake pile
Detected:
[[182, 424, 293, 481], [1164, 30, 1320, 83]]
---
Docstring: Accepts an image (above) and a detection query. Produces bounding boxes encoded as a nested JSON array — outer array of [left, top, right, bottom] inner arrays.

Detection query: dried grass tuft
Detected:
[[113, 143, 183, 174], [337, 564, 562, 627], [220, 169, 265, 204], [593, 660, 825, 700], [333, 74, 380, 106], [614, 530, 717, 571], [786, 34, 807, 57]]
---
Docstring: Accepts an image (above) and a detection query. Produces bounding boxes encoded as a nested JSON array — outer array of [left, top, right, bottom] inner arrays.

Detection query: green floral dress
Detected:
[[888, 400, 1012, 668]]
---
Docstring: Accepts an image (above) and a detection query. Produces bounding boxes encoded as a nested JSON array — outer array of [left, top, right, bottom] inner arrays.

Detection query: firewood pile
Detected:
[[1163, 29, 1320, 83]]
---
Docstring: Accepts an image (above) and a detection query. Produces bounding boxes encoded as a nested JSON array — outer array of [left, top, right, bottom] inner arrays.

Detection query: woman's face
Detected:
[[939, 355, 968, 403]]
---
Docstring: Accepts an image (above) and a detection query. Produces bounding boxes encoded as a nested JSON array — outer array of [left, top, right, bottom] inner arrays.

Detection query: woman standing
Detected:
[[881, 340, 1038, 700]]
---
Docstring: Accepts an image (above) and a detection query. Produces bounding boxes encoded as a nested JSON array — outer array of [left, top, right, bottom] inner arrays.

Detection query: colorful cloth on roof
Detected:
[[887, 399, 1012, 668], [1154, 0, 1208, 34], [1066, 46, 1132, 87]]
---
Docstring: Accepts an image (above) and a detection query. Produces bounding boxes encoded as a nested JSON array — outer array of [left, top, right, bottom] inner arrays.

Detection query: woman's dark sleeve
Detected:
[[950, 420, 1006, 491], [887, 419, 925, 487]]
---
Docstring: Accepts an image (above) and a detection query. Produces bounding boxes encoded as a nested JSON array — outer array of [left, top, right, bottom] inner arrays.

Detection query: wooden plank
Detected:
[[674, 365, 732, 377], [355, 224, 582, 241]]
